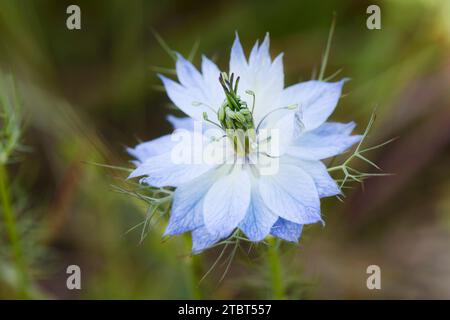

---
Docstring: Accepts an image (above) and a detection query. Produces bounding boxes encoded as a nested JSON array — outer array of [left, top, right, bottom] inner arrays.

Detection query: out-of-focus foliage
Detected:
[[0, 0, 449, 299]]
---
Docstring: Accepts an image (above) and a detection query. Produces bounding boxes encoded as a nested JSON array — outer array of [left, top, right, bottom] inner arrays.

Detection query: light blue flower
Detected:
[[128, 34, 361, 253]]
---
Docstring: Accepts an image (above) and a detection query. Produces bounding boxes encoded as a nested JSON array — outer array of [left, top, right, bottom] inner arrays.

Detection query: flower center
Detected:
[[198, 72, 297, 158], [217, 72, 256, 156], [217, 73, 254, 130]]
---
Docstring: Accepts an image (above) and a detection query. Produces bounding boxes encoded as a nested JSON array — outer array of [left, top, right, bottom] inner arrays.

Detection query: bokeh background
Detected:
[[0, 0, 450, 299]]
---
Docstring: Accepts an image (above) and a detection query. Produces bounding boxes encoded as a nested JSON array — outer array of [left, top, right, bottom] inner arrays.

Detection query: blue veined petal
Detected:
[[166, 115, 218, 138], [248, 39, 259, 66], [239, 185, 278, 242], [259, 164, 322, 225], [268, 53, 284, 92], [201, 56, 223, 108], [262, 110, 296, 157], [229, 33, 285, 125], [128, 117, 216, 166], [175, 53, 223, 113], [230, 33, 248, 75], [159, 56, 219, 121], [201, 55, 221, 84], [312, 121, 356, 136], [258, 33, 271, 63], [249, 33, 270, 67], [159, 74, 205, 121], [164, 169, 224, 236], [279, 79, 347, 131], [191, 226, 231, 254], [127, 134, 173, 164], [250, 52, 285, 124], [270, 218, 303, 242], [175, 53, 204, 90], [203, 167, 251, 239], [293, 159, 341, 198], [288, 122, 362, 160], [128, 147, 215, 187], [166, 115, 195, 131]]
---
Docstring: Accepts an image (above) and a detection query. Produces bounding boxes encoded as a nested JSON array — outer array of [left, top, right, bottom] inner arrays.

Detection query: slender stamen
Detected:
[[211, 134, 228, 142], [255, 104, 298, 133], [234, 76, 240, 93], [202, 112, 223, 129], [257, 135, 272, 144], [192, 101, 218, 115], [258, 151, 280, 159], [246, 90, 256, 114]]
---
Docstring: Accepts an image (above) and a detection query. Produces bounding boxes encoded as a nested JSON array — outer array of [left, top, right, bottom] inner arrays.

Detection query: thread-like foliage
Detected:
[[327, 112, 396, 200]]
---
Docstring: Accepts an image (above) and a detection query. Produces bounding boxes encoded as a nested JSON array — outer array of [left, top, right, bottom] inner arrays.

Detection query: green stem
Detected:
[[318, 13, 336, 81], [267, 237, 285, 299], [0, 163, 30, 299], [183, 235, 202, 299]]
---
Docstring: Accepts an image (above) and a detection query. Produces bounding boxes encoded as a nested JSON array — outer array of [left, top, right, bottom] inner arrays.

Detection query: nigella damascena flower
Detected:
[[128, 34, 361, 253]]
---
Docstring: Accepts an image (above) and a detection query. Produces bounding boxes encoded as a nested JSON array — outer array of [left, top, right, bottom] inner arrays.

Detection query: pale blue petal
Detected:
[[166, 115, 195, 131], [128, 151, 214, 187], [295, 159, 340, 198], [279, 80, 347, 131], [229, 34, 285, 124], [251, 52, 285, 122], [259, 33, 270, 60], [249, 33, 270, 67], [248, 40, 259, 67], [239, 186, 278, 241], [164, 169, 222, 236], [312, 121, 356, 136], [166, 115, 217, 136], [268, 53, 284, 92], [175, 54, 221, 118], [201, 55, 224, 110], [270, 218, 303, 242], [127, 135, 173, 163], [159, 74, 204, 121], [262, 110, 296, 157], [288, 122, 362, 160], [203, 168, 251, 238], [259, 164, 322, 225], [159, 59, 219, 121], [201, 55, 221, 83], [175, 53, 204, 89], [192, 226, 230, 254], [229, 33, 248, 75]]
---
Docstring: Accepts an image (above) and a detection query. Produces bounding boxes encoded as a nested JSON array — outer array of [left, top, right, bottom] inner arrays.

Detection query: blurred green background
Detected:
[[0, 0, 449, 299]]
